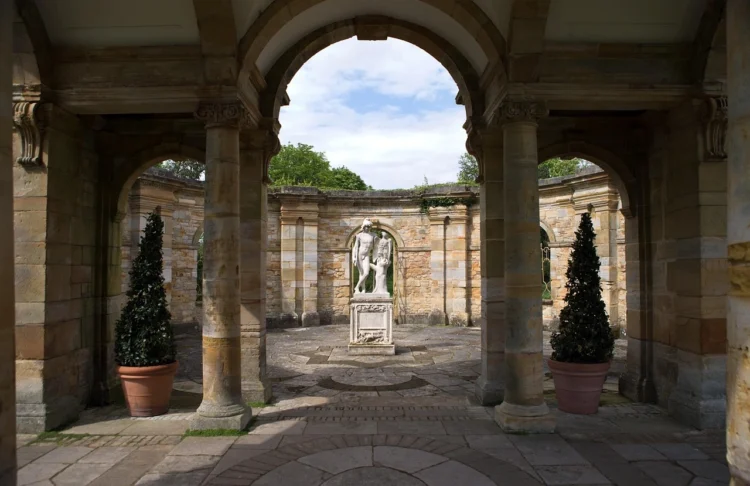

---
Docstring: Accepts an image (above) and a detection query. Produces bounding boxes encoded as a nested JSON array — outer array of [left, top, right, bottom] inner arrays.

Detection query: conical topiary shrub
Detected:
[[115, 210, 178, 417], [551, 211, 614, 363], [549, 211, 614, 414]]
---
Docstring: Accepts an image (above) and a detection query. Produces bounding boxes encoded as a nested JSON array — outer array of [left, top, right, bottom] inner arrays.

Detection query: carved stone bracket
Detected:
[[194, 101, 253, 128], [700, 96, 727, 161], [496, 98, 549, 125], [245, 120, 281, 183], [12, 102, 46, 168]]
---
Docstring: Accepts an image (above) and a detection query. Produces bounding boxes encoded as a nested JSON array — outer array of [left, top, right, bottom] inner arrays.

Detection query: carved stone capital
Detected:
[[194, 101, 251, 128], [699, 96, 727, 161], [244, 119, 281, 184], [12, 102, 46, 168], [496, 99, 549, 125]]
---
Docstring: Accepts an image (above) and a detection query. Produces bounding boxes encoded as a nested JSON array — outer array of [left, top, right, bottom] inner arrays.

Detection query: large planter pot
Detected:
[[118, 361, 178, 417], [548, 359, 610, 415]]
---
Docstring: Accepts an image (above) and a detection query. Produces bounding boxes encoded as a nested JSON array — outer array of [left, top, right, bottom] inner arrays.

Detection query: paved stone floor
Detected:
[[16, 325, 728, 485]]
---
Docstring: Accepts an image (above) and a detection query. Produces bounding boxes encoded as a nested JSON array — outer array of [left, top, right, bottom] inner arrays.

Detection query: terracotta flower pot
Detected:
[[118, 361, 178, 417], [548, 359, 610, 415]]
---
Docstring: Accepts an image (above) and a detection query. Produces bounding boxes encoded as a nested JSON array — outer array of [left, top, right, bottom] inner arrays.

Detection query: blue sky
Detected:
[[278, 38, 467, 190]]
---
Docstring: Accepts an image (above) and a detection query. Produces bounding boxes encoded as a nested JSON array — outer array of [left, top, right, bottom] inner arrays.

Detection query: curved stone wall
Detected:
[[121, 167, 625, 330]]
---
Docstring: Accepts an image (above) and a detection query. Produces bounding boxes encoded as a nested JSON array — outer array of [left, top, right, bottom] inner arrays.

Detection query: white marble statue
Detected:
[[370, 231, 392, 295], [352, 219, 376, 294]]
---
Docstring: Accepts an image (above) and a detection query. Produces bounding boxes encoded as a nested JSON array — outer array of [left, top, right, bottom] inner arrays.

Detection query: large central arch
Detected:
[[257, 16, 486, 121]]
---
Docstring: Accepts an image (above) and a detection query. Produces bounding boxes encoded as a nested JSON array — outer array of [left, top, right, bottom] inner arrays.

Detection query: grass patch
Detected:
[[31, 431, 90, 445], [247, 401, 269, 409], [184, 428, 247, 437]]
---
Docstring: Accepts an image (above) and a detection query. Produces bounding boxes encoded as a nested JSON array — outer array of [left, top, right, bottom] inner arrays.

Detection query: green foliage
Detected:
[[269, 143, 369, 190], [32, 432, 89, 445], [184, 428, 249, 437], [538, 157, 582, 179], [419, 196, 477, 214], [157, 159, 205, 180], [115, 211, 177, 367], [247, 401, 269, 409], [457, 153, 479, 183], [550, 212, 614, 364]]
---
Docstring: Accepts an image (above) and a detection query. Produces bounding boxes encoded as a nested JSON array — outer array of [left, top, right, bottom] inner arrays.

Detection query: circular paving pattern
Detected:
[[210, 436, 532, 485], [317, 375, 429, 392]]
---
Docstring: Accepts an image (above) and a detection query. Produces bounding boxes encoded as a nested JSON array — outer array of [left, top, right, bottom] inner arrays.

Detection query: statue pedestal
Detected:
[[348, 293, 395, 356]]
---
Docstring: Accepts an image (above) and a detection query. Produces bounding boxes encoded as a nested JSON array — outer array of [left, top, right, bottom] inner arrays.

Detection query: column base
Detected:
[[301, 311, 320, 327], [242, 379, 273, 404], [474, 377, 504, 406], [189, 407, 252, 431], [494, 402, 556, 434]]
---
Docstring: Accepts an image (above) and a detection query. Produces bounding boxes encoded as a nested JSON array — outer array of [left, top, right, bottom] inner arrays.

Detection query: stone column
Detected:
[[279, 211, 299, 325], [472, 126, 506, 405], [428, 210, 448, 325], [0, 0, 16, 480], [301, 212, 320, 327], [726, 0, 750, 481], [494, 100, 555, 433], [239, 127, 278, 403], [191, 101, 251, 430]]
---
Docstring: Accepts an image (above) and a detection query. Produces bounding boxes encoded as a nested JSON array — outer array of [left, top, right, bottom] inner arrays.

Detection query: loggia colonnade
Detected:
[[3, 0, 750, 483]]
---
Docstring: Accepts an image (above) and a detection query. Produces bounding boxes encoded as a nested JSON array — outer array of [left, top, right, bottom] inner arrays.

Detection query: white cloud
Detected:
[[279, 38, 468, 189]]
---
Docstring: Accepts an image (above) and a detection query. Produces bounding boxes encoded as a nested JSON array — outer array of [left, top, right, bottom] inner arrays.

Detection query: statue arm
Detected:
[[352, 236, 359, 263]]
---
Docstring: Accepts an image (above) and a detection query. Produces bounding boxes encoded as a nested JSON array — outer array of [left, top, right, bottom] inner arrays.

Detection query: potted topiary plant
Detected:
[[549, 211, 614, 414], [115, 210, 178, 417]]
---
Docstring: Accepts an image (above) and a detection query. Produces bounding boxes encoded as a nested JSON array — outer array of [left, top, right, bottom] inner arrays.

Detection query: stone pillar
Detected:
[[428, 210, 448, 325], [472, 126, 506, 405], [191, 101, 251, 430], [446, 205, 471, 327], [494, 100, 555, 433], [726, 0, 750, 481], [0, 0, 16, 480], [279, 212, 299, 325], [278, 195, 321, 327], [239, 127, 278, 403]]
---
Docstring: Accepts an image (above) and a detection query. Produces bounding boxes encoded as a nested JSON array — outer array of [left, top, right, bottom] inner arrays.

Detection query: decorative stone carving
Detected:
[[195, 101, 252, 128], [497, 99, 549, 124], [700, 96, 727, 161], [349, 293, 394, 355], [12, 102, 45, 167]]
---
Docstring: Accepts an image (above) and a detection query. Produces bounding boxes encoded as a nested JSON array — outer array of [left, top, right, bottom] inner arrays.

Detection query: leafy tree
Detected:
[[538, 157, 581, 179], [550, 212, 614, 364], [115, 211, 177, 367], [457, 153, 479, 183], [269, 143, 370, 190], [157, 160, 205, 180], [327, 166, 370, 191]]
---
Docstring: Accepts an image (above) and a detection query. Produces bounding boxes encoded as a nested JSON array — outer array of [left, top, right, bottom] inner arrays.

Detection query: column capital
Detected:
[[464, 117, 504, 184], [195, 100, 253, 129], [495, 98, 549, 125]]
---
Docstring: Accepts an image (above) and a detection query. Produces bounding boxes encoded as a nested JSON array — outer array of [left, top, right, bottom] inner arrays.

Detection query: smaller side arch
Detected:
[[539, 220, 556, 243], [538, 141, 636, 217], [344, 220, 406, 250], [113, 143, 205, 222]]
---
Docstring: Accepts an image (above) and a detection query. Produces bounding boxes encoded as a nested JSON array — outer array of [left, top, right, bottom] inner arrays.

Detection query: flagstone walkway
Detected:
[[15, 325, 728, 485]]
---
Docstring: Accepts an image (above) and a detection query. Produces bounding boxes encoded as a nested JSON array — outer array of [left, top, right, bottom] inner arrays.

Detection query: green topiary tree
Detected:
[[550, 212, 614, 364], [115, 211, 176, 367]]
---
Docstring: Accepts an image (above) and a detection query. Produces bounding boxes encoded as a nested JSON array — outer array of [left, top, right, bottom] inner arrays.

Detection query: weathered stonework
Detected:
[[121, 168, 627, 332]]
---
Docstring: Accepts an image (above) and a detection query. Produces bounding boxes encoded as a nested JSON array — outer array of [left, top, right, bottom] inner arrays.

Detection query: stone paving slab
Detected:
[[14, 325, 728, 485]]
